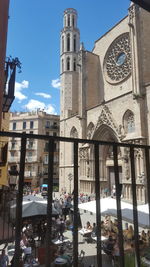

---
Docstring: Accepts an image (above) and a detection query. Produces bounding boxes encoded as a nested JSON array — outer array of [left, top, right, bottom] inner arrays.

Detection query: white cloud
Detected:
[[35, 92, 51, 99], [24, 99, 57, 115], [15, 80, 29, 102], [51, 78, 60, 89]]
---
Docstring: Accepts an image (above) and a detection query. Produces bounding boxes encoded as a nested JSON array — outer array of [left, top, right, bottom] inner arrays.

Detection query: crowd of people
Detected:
[[2, 188, 150, 266]]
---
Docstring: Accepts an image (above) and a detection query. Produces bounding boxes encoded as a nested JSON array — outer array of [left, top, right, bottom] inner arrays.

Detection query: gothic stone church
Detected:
[[59, 4, 150, 203]]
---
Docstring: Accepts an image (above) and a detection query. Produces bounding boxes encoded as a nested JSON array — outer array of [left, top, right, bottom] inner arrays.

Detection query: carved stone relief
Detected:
[[94, 105, 124, 140]]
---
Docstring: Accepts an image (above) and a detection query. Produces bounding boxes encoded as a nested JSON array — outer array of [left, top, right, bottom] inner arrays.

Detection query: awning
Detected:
[[79, 197, 150, 228]]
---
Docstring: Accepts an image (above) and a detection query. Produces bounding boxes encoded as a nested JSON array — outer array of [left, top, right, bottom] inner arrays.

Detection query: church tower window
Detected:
[[68, 15, 70, 26], [72, 15, 75, 27], [67, 33, 70, 51], [73, 58, 76, 71], [67, 57, 70, 70], [73, 35, 76, 52], [62, 36, 64, 53]]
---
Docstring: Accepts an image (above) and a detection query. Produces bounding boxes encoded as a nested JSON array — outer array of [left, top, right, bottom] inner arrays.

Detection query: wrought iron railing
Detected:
[[0, 130, 150, 267]]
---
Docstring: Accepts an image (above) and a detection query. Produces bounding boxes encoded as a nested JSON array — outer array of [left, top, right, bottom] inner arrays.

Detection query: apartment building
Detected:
[[8, 111, 60, 189]]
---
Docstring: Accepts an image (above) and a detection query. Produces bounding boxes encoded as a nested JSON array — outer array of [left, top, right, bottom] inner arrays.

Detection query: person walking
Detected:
[[0, 250, 9, 267]]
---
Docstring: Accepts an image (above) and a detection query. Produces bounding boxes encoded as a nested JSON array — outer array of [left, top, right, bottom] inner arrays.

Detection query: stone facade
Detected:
[[59, 4, 150, 203], [8, 111, 60, 188]]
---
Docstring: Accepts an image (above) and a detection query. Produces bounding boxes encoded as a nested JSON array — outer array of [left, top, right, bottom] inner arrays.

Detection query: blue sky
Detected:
[[7, 0, 130, 115]]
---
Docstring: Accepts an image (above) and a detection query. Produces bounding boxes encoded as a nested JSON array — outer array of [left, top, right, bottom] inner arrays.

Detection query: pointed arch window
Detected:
[[73, 58, 76, 71], [67, 57, 70, 71], [62, 36, 64, 53], [67, 33, 70, 51], [123, 110, 135, 134], [73, 35, 76, 52], [68, 14, 70, 26], [62, 59, 64, 72], [127, 113, 135, 133], [72, 15, 75, 27]]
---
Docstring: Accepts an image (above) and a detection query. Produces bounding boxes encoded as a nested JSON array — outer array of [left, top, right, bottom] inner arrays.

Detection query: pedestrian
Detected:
[[0, 249, 9, 267], [59, 218, 65, 241]]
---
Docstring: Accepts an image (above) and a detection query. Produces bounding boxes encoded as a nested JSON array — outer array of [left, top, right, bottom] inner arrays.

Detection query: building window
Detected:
[[10, 151, 15, 157], [45, 121, 50, 128], [73, 35, 76, 52], [67, 57, 70, 71], [67, 33, 70, 51], [30, 131, 33, 134], [53, 132, 57, 136], [23, 121, 26, 129], [44, 154, 49, 164], [73, 58, 76, 71], [28, 141, 33, 148], [123, 110, 135, 134], [12, 122, 16, 130], [68, 14, 70, 26], [30, 121, 34, 129], [72, 15, 75, 27], [46, 132, 49, 135], [11, 142, 15, 149], [62, 36, 64, 53], [127, 114, 135, 133]]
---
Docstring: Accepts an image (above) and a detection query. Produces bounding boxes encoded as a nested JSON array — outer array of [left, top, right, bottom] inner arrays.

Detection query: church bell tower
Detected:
[[60, 8, 80, 119]]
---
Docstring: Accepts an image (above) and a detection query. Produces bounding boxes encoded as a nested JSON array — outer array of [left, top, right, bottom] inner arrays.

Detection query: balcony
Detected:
[[25, 156, 37, 162], [8, 157, 18, 163], [45, 125, 59, 130], [26, 144, 35, 150], [1, 130, 150, 267], [24, 171, 36, 177]]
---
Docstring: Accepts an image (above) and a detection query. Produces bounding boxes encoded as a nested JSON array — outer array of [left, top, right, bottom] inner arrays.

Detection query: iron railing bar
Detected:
[[7, 195, 10, 241], [45, 139, 54, 267], [113, 145, 125, 267], [0, 131, 150, 149], [130, 147, 141, 267], [14, 137, 26, 267], [145, 148, 150, 227], [2, 191, 6, 241], [73, 142, 78, 267], [94, 144, 102, 267]]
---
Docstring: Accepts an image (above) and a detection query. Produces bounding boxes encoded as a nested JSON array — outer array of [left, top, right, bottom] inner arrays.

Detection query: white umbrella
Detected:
[[10, 199, 59, 218], [79, 197, 150, 228]]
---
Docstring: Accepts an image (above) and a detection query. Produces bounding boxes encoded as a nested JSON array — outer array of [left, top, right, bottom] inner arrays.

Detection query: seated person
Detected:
[[55, 247, 72, 266], [92, 223, 97, 236], [125, 225, 134, 241], [102, 235, 115, 256], [140, 230, 147, 243], [85, 221, 92, 231], [146, 230, 150, 244]]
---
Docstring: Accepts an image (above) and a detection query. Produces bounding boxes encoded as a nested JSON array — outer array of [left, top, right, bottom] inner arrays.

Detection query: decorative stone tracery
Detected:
[[94, 105, 123, 140], [104, 33, 131, 84]]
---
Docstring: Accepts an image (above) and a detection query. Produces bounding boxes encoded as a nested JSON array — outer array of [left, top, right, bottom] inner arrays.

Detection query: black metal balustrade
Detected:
[[0, 130, 150, 267]]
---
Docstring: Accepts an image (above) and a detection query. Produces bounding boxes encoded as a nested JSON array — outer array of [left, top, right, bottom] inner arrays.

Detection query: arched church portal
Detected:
[[92, 125, 122, 196]]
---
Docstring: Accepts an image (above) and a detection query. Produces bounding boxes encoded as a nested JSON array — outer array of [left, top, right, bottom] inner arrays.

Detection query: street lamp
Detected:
[[68, 173, 73, 194]]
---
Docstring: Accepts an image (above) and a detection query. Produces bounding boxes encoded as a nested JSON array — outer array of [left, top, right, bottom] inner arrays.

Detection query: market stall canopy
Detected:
[[79, 197, 150, 228], [10, 196, 59, 218]]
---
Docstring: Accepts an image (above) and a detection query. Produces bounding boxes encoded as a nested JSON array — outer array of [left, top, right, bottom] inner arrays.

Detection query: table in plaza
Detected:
[[78, 228, 92, 237], [52, 238, 71, 245], [91, 235, 108, 242]]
